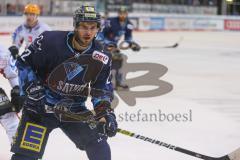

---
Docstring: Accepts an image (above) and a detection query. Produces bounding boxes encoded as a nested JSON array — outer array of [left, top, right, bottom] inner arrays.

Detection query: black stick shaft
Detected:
[[53, 109, 231, 160], [142, 43, 178, 49], [142, 36, 183, 49], [117, 128, 230, 160]]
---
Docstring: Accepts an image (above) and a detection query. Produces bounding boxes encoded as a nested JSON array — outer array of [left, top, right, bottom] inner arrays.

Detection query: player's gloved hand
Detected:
[[119, 41, 141, 51], [23, 81, 46, 114], [98, 113, 118, 137], [129, 41, 141, 52], [10, 85, 24, 113], [94, 101, 118, 137], [105, 42, 118, 53], [8, 46, 19, 60], [0, 88, 14, 114]]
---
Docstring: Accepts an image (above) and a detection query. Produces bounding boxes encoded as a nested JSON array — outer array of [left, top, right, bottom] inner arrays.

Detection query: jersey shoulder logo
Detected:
[[127, 24, 134, 30], [92, 51, 109, 65]]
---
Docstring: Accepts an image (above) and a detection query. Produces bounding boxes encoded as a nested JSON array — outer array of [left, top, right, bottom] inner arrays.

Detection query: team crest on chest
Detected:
[[63, 62, 84, 81]]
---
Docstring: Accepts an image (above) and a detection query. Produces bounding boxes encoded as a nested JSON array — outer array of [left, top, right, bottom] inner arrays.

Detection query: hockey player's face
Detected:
[[75, 22, 99, 46], [118, 12, 128, 21], [25, 13, 38, 27]]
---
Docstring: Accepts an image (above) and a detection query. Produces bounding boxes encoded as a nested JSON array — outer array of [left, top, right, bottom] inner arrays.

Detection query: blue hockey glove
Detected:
[[95, 101, 118, 137], [97, 113, 118, 137], [105, 42, 118, 52], [8, 46, 19, 60], [130, 41, 141, 52], [23, 81, 46, 114], [119, 41, 141, 51]]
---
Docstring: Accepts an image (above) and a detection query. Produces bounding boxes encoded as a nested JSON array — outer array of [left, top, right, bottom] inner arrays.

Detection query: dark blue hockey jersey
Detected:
[[97, 17, 134, 45], [17, 31, 113, 109]]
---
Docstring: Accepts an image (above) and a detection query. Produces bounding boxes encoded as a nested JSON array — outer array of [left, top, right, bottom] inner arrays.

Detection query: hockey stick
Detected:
[[51, 106, 240, 160], [118, 36, 183, 51], [141, 36, 183, 49], [117, 128, 237, 160]]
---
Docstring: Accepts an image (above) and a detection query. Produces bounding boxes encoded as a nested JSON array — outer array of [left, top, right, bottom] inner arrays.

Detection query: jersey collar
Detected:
[[66, 32, 93, 55]]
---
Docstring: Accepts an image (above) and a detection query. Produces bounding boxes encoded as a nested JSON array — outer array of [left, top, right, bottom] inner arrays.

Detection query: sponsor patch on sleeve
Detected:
[[20, 122, 46, 152], [92, 51, 109, 65], [127, 24, 134, 30]]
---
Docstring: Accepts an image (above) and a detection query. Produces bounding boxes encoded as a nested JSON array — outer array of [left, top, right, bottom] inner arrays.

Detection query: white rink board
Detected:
[[0, 31, 240, 160], [1, 15, 240, 33]]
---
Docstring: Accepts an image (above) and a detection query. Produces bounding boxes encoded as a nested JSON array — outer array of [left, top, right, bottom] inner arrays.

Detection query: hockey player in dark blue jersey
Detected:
[[98, 6, 141, 90], [11, 6, 117, 160]]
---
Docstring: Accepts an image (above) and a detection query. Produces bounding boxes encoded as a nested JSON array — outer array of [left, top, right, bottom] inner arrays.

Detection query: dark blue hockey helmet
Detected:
[[118, 6, 128, 13], [73, 5, 101, 28]]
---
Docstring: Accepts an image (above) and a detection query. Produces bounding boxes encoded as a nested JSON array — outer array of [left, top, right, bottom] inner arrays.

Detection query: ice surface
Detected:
[[0, 31, 240, 160]]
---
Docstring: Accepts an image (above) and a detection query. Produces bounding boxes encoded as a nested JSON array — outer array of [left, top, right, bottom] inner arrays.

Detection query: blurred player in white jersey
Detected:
[[9, 3, 51, 58], [0, 44, 22, 144]]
